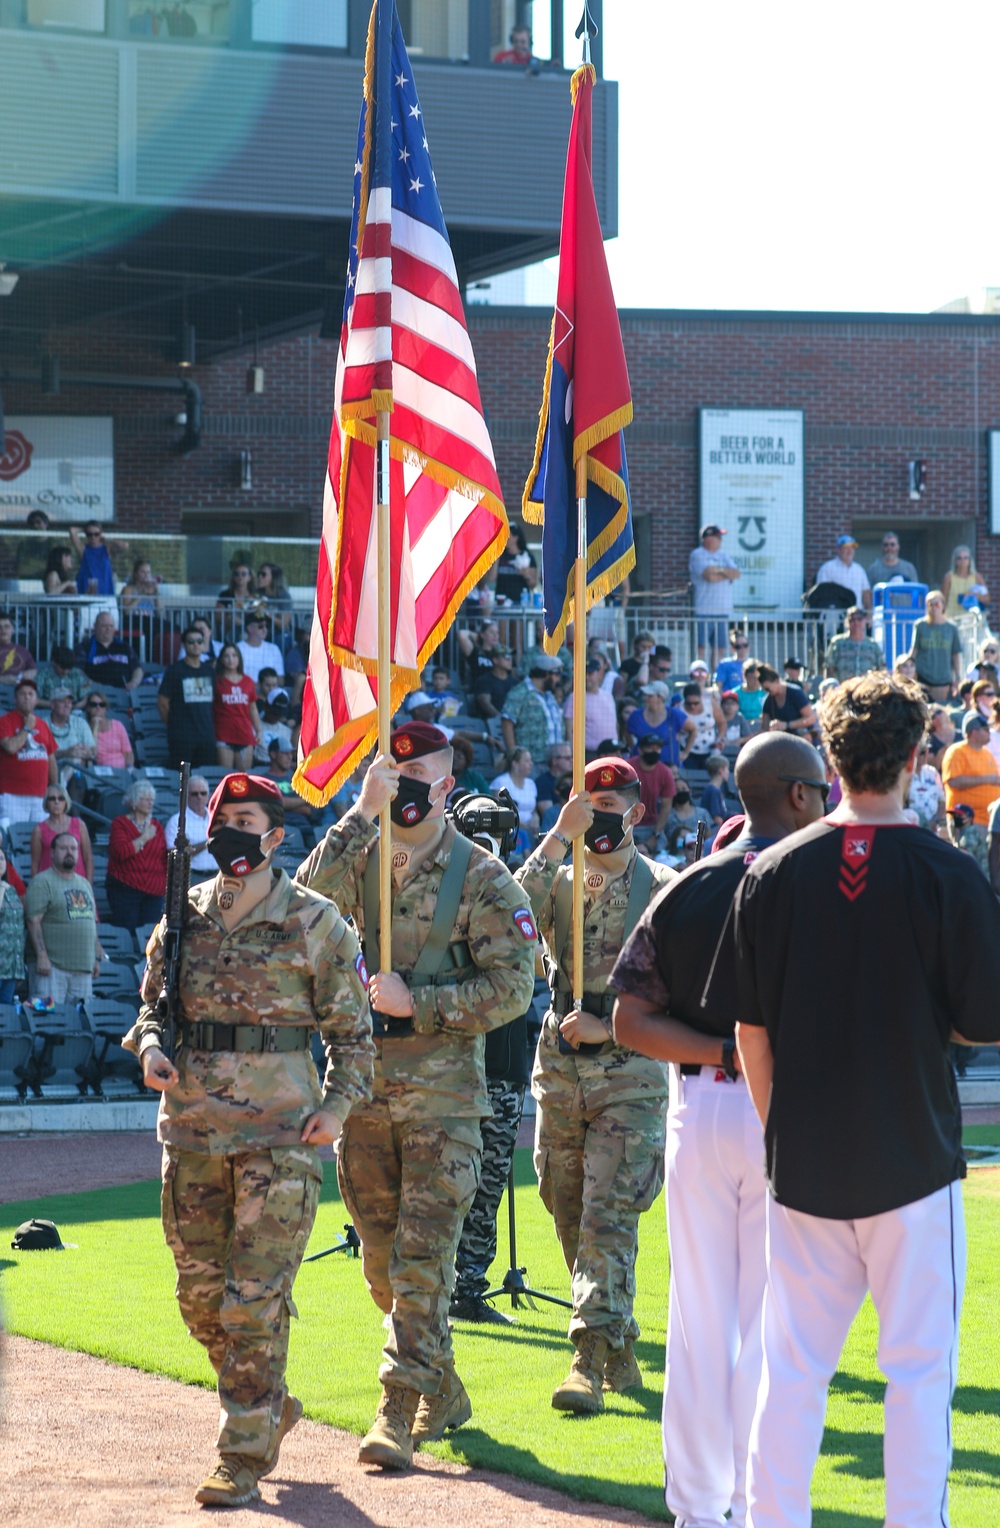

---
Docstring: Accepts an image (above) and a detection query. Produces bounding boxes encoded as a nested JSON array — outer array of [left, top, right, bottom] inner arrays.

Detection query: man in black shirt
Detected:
[[77, 611, 143, 690], [157, 625, 216, 768], [609, 733, 826, 1528], [733, 673, 1000, 1527], [473, 644, 516, 722]]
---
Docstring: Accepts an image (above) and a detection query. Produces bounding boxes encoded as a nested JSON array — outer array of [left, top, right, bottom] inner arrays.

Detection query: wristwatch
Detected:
[[548, 830, 572, 852], [720, 1036, 738, 1080]]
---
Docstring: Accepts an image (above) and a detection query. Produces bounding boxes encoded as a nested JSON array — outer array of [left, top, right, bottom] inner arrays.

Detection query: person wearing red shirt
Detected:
[[106, 779, 168, 930], [629, 735, 676, 853], [213, 644, 263, 771], [0, 678, 58, 824]]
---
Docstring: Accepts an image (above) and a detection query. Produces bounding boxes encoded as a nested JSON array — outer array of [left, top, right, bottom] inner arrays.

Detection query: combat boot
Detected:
[[194, 1454, 261, 1507], [603, 1337, 642, 1392], [551, 1330, 609, 1415], [411, 1364, 473, 1446], [357, 1383, 420, 1469], [449, 1292, 514, 1325], [256, 1392, 304, 1480]]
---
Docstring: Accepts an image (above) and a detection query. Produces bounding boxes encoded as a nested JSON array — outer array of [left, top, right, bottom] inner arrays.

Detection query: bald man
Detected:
[[609, 734, 827, 1528]]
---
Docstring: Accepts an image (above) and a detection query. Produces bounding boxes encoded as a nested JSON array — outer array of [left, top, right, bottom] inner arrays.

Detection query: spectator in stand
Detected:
[[619, 631, 656, 689], [256, 560, 292, 613], [689, 524, 740, 670], [36, 646, 89, 706], [715, 630, 751, 692], [70, 520, 120, 595], [893, 653, 918, 682], [46, 688, 95, 788], [909, 589, 963, 702], [625, 680, 691, 767], [31, 782, 94, 881], [501, 653, 564, 760], [0, 615, 36, 694], [492, 525, 538, 607], [737, 656, 766, 726], [907, 739, 945, 831], [965, 637, 1000, 685], [254, 690, 294, 766], [540, 771, 574, 834], [490, 747, 539, 834], [120, 558, 162, 618], [190, 615, 220, 661], [825, 607, 886, 683], [447, 734, 491, 801], [720, 689, 752, 750], [238, 611, 285, 686], [78, 612, 143, 691], [427, 666, 465, 721], [814, 534, 872, 612], [215, 560, 255, 637], [265, 738, 321, 841], [107, 780, 168, 929], [629, 733, 676, 852], [26, 832, 105, 1001], [280, 627, 309, 706], [255, 667, 281, 706], [679, 682, 724, 766], [947, 679, 975, 731], [0, 679, 57, 823], [43, 545, 77, 596], [663, 783, 713, 857], [866, 531, 919, 587], [457, 619, 501, 688], [758, 664, 818, 738], [926, 704, 955, 770], [493, 22, 539, 65], [941, 712, 1000, 877], [0, 845, 25, 1003], [783, 657, 813, 698], [941, 545, 990, 619], [84, 692, 133, 769], [473, 643, 516, 723], [158, 626, 216, 769], [212, 643, 262, 771], [563, 658, 620, 757], [535, 742, 574, 823], [165, 773, 215, 880], [699, 754, 731, 826], [627, 645, 672, 700]]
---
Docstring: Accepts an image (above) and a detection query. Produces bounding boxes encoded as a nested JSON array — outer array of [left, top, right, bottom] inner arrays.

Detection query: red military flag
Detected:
[[296, 0, 507, 804]]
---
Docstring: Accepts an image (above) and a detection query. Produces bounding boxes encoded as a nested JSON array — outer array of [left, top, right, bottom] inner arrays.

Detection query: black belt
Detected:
[[180, 1021, 314, 1054], [551, 990, 616, 1019]]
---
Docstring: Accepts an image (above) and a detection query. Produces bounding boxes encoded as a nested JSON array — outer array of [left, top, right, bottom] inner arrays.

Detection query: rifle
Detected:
[[156, 761, 192, 1059], [694, 818, 707, 863]]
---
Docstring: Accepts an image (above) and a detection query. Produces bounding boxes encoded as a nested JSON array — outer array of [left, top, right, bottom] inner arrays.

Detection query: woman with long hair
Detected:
[[910, 589, 964, 702], [43, 546, 77, 596], [213, 643, 262, 770], [84, 691, 134, 769], [106, 779, 167, 930], [941, 545, 990, 619], [215, 560, 254, 641], [121, 558, 161, 617], [489, 746, 539, 832], [31, 782, 94, 882]]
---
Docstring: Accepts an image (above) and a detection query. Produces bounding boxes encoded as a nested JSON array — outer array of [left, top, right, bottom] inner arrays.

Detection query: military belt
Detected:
[[551, 990, 617, 1020], [180, 1021, 314, 1053]]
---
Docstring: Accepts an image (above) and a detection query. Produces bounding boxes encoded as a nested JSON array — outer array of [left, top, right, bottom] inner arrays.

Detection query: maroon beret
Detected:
[[207, 772, 283, 833], [710, 814, 746, 852], [390, 721, 450, 761], [584, 756, 638, 792]]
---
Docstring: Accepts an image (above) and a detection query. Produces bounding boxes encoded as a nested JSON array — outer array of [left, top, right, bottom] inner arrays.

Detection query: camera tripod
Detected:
[[302, 1223, 361, 1262], [483, 1161, 572, 1313]]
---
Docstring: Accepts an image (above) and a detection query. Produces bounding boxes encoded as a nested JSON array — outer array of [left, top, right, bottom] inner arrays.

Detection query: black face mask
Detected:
[[208, 825, 270, 878], [639, 749, 661, 763], [674, 792, 692, 808], [390, 775, 436, 828], [585, 809, 629, 855]]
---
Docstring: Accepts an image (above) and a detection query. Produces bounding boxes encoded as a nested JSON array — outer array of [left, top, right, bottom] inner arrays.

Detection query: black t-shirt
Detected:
[[762, 682, 810, 727], [734, 820, 1000, 1220], [609, 838, 774, 1039], [474, 670, 514, 714], [158, 661, 216, 754]]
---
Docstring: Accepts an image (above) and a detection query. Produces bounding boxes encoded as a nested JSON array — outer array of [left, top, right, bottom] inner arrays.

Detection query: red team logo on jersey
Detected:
[[839, 826, 875, 901]]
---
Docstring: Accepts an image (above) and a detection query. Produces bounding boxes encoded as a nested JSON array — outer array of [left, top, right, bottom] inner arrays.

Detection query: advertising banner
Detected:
[[699, 408, 804, 608], [0, 417, 114, 521]]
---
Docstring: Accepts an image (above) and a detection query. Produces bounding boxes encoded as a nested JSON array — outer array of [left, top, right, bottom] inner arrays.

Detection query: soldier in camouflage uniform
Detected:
[[295, 720, 536, 1469], [125, 773, 373, 1509], [515, 756, 675, 1413]]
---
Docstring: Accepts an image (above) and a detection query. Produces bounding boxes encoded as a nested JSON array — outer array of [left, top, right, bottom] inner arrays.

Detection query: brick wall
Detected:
[[5, 309, 1000, 599]]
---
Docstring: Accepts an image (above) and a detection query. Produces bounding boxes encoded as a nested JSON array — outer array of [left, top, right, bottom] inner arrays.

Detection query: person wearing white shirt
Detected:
[[164, 774, 215, 875], [238, 613, 285, 687], [814, 536, 872, 611]]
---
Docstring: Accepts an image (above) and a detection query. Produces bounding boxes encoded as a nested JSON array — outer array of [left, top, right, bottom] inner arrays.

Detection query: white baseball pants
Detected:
[[746, 1180, 965, 1527]]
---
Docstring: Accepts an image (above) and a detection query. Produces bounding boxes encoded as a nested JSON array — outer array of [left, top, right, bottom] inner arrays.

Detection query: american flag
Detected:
[[295, 0, 508, 804]]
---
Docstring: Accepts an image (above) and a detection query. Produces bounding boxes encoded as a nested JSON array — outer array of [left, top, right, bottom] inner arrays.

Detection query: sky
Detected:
[[531, 0, 1000, 314]]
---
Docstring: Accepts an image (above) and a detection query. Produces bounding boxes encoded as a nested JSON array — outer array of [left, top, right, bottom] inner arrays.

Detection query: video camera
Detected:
[[449, 788, 520, 863]]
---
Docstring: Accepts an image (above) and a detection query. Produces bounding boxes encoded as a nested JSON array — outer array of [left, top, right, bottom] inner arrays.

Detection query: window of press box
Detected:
[[250, 0, 347, 49], [127, 1, 230, 41], [25, 0, 105, 31]]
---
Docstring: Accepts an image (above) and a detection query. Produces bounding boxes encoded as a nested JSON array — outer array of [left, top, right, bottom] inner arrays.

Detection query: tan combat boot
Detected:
[[551, 1331, 609, 1414], [411, 1364, 473, 1446], [357, 1383, 420, 1469], [256, 1392, 304, 1479], [603, 1337, 642, 1392], [194, 1454, 261, 1507]]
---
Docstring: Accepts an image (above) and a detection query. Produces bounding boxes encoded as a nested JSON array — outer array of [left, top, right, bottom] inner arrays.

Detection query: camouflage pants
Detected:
[[160, 1143, 321, 1463], [535, 1095, 665, 1348], [951, 820, 990, 878], [453, 1079, 525, 1301], [337, 1101, 481, 1395]]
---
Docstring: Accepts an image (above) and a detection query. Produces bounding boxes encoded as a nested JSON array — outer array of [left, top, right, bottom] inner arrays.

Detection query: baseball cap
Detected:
[[405, 690, 435, 712], [720, 689, 739, 701], [586, 658, 602, 673], [584, 756, 639, 792], [835, 534, 858, 548], [529, 653, 563, 674], [492, 643, 513, 658], [391, 721, 450, 761], [784, 656, 804, 669], [15, 677, 37, 692], [207, 772, 284, 832], [48, 685, 73, 700], [963, 713, 990, 736], [700, 524, 726, 538], [640, 681, 671, 699], [949, 803, 976, 823], [11, 1218, 65, 1251], [690, 660, 710, 675]]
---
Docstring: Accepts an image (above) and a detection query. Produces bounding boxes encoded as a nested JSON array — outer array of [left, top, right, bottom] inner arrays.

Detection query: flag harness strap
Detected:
[[363, 832, 474, 985], [549, 852, 653, 1017]]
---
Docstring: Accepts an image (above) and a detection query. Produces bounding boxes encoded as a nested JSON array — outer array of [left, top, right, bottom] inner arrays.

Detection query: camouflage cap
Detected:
[[390, 721, 450, 761], [584, 756, 639, 792], [207, 772, 284, 832]]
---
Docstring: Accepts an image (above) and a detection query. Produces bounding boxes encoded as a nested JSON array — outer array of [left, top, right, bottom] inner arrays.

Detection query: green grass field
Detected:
[[2, 1143, 999, 1523]]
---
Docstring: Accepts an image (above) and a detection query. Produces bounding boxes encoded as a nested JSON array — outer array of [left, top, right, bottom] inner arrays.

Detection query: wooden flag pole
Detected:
[[376, 411, 393, 975], [572, 452, 588, 1004]]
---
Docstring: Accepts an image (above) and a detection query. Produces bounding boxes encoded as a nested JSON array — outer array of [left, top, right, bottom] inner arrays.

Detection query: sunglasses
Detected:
[[189, 789, 209, 797], [86, 530, 103, 539], [778, 776, 831, 803], [87, 701, 108, 708]]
